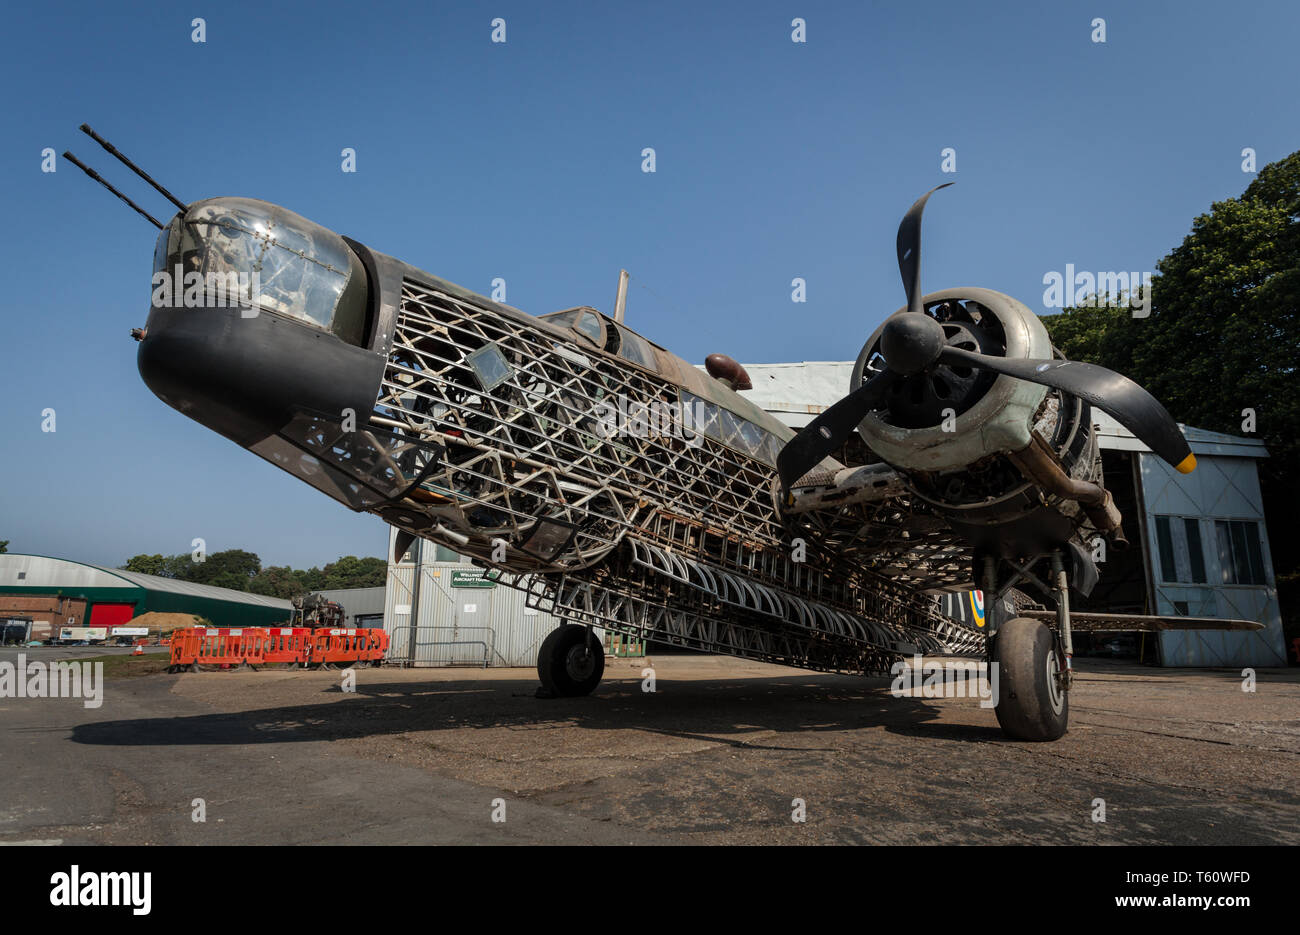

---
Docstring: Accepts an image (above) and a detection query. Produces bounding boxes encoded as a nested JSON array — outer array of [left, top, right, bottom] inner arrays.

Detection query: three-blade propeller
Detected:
[[775, 186, 1195, 493]]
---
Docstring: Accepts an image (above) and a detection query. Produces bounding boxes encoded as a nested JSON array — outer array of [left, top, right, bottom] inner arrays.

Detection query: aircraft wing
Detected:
[[778, 464, 977, 590], [1017, 609, 1264, 633]]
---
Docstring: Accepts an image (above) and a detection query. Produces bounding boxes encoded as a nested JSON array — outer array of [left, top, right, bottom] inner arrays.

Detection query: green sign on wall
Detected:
[[450, 570, 496, 589]]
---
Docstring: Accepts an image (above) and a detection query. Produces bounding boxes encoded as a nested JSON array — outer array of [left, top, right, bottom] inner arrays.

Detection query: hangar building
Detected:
[[744, 361, 1287, 668], [0, 554, 294, 637], [382, 528, 576, 667]]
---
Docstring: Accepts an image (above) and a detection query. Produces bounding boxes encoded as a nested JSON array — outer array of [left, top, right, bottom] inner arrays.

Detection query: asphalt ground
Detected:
[[1, 650, 1296, 844]]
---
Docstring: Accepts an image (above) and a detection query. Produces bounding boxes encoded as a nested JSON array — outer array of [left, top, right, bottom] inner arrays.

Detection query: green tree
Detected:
[[121, 553, 171, 576], [298, 566, 325, 592], [0, 540, 8, 554], [249, 565, 309, 600], [1043, 151, 1300, 637], [182, 549, 262, 589], [318, 555, 388, 589], [120, 548, 387, 599]]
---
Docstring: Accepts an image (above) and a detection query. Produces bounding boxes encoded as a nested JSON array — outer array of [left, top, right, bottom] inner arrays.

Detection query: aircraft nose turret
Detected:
[[137, 197, 381, 448]]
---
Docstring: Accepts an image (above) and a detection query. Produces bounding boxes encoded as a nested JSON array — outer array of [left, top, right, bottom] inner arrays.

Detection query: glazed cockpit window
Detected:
[[152, 218, 178, 274], [173, 200, 355, 332], [575, 310, 602, 342], [542, 309, 603, 344], [614, 324, 657, 370], [543, 309, 580, 329], [679, 390, 779, 467]]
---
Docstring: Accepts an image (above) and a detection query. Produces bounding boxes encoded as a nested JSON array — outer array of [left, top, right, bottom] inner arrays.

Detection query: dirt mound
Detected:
[[126, 611, 203, 634]]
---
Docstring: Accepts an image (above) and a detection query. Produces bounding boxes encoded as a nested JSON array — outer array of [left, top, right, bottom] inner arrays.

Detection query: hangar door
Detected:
[[385, 558, 497, 666], [1138, 453, 1287, 667], [88, 602, 136, 629]]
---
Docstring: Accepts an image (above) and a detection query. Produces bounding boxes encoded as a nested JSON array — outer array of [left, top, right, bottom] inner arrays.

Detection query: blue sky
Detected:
[[1, 0, 1296, 570]]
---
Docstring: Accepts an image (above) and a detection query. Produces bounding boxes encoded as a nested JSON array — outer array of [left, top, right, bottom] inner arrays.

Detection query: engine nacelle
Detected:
[[851, 288, 1051, 472], [845, 288, 1111, 549]]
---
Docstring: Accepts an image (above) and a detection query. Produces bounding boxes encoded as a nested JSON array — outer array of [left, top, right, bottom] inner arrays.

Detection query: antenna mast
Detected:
[[613, 269, 629, 324]]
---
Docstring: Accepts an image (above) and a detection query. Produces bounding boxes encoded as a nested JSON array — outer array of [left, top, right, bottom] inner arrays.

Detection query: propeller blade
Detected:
[[777, 371, 896, 491], [938, 347, 1196, 473], [896, 183, 953, 315]]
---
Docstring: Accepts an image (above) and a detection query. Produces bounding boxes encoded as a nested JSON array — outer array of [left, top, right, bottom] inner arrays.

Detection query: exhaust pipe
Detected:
[[1007, 435, 1128, 549]]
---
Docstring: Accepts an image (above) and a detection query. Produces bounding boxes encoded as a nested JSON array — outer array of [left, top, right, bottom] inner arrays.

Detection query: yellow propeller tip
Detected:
[[1175, 453, 1197, 474]]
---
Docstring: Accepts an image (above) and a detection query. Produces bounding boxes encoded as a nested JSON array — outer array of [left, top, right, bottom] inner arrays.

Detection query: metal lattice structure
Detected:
[[362, 278, 984, 674]]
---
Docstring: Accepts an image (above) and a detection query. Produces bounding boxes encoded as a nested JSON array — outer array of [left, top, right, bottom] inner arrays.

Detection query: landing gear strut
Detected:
[[982, 551, 1074, 742], [537, 625, 605, 697]]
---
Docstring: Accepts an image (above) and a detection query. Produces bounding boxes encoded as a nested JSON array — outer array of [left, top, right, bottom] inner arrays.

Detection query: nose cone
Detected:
[[137, 197, 380, 448], [879, 311, 946, 376]]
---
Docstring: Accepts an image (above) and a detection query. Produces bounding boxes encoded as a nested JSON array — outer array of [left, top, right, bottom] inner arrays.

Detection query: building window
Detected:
[[1154, 515, 1208, 584], [1215, 520, 1266, 585], [1184, 517, 1207, 583]]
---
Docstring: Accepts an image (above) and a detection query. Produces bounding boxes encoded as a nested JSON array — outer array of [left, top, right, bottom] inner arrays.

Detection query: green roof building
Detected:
[[0, 554, 292, 631]]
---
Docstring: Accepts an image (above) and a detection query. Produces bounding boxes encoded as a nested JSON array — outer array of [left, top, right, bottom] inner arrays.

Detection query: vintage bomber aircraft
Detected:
[[68, 127, 1258, 740]]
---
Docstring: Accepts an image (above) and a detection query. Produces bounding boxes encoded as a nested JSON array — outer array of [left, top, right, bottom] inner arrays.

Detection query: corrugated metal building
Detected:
[[382, 528, 576, 667], [1097, 413, 1286, 666], [0, 554, 293, 631], [313, 586, 386, 628], [743, 361, 1287, 668]]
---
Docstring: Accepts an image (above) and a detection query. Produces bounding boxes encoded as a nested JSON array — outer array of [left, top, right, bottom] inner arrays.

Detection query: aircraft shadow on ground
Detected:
[[68, 672, 1008, 748]]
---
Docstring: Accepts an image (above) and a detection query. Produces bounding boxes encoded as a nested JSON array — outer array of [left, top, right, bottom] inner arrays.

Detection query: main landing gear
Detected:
[[536, 624, 605, 698], [982, 551, 1075, 742], [991, 616, 1068, 741]]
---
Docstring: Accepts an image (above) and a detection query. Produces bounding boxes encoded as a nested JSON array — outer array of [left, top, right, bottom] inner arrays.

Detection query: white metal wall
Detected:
[[1138, 453, 1287, 667], [383, 531, 572, 667]]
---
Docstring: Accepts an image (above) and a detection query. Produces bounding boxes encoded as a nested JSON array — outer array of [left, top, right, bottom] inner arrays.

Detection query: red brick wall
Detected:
[[0, 596, 89, 634]]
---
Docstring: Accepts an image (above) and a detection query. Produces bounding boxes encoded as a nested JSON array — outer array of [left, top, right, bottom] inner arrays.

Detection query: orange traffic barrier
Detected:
[[168, 627, 388, 670], [259, 627, 313, 664], [168, 627, 200, 667], [169, 627, 267, 670], [308, 628, 389, 666], [356, 628, 389, 663]]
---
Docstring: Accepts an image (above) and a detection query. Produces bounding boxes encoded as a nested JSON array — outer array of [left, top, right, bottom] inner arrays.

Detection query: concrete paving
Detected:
[[1, 652, 1296, 844]]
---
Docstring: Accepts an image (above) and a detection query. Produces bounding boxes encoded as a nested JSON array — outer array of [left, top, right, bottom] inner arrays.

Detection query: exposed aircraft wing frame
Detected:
[[1017, 609, 1264, 633]]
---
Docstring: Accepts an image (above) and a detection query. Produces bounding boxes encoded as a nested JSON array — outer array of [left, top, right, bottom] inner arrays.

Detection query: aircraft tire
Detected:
[[537, 625, 605, 697], [992, 617, 1068, 741]]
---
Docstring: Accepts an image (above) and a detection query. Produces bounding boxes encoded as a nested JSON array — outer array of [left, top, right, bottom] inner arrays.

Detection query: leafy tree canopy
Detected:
[[120, 550, 386, 600], [1042, 151, 1299, 631]]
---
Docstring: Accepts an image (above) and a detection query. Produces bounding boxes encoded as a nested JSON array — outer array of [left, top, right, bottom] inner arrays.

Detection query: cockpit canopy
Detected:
[[152, 197, 369, 346], [541, 307, 659, 371]]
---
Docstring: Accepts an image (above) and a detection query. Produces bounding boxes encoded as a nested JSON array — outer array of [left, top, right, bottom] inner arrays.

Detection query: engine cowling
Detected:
[[851, 288, 1052, 472], [847, 288, 1104, 544]]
